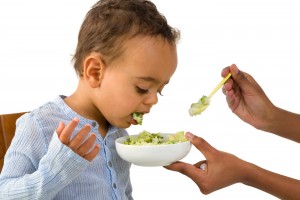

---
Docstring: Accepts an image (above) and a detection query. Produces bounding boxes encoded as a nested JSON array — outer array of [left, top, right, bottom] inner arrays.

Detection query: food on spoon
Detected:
[[124, 130, 187, 145], [189, 95, 210, 116], [188, 73, 232, 116], [132, 112, 143, 125]]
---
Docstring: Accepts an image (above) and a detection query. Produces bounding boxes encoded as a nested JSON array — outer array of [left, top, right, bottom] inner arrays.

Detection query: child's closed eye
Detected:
[[135, 86, 149, 95], [135, 86, 164, 96]]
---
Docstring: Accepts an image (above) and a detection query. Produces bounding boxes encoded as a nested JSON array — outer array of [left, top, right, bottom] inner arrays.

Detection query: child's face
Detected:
[[95, 36, 177, 128]]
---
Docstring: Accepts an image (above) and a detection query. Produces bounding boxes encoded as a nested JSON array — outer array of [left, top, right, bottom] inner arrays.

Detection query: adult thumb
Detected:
[[185, 132, 216, 160], [230, 64, 262, 95], [229, 64, 251, 88]]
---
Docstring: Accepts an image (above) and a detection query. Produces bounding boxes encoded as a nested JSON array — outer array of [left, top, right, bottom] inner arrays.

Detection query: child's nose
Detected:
[[143, 92, 158, 106]]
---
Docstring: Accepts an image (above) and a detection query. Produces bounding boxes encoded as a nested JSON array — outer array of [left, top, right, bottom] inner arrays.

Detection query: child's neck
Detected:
[[64, 93, 108, 138]]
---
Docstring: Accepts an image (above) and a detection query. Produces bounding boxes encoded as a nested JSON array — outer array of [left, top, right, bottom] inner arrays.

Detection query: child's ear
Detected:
[[83, 53, 105, 88]]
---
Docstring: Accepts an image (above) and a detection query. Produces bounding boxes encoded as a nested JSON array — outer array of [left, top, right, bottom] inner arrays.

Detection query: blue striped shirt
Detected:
[[0, 96, 133, 200]]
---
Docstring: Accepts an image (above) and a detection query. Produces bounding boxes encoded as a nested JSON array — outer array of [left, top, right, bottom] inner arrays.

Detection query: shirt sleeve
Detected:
[[0, 114, 90, 200]]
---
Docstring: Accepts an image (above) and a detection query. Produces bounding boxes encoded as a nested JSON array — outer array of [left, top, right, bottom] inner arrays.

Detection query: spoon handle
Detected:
[[208, 73, 232, 99]]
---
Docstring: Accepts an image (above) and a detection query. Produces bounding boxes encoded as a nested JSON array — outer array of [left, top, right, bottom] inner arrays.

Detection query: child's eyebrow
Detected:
[[137, 76, 169, 84]]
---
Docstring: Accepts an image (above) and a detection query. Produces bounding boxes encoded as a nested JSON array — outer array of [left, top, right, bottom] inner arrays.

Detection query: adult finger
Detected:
[[164, 161, 185, 172], [185, 132, 217, 160], [221, 66, 230, 78], [164, 161, 203, 175], [59, 117, 80, 145], [229, 64, 264, 99], [194, 160, 207, 170], [165, 161, 206, 190]]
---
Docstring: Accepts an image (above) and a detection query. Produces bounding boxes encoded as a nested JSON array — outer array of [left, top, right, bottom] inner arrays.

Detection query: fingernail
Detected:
[[200, 163, 207, 171], [185, 132, 195, 140], [73, 117, 79, 122]]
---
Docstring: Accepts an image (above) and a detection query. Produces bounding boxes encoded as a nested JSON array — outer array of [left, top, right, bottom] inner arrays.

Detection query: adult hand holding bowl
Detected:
[[115, 131, 192, 167]]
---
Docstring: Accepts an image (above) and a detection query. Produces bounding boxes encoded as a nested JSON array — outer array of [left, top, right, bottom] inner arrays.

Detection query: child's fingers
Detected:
[[56, 122, 65, 137], [68, 124, 92, 151], [59, 117, 80, 145], [76, 133, 97, 157], [56, 118, 99, 161], [84, 144, 100, 162]]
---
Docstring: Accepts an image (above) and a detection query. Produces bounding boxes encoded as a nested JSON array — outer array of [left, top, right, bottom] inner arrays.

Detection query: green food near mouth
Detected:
[[132, 112, 143, 125], [124, 130, 187, 145]]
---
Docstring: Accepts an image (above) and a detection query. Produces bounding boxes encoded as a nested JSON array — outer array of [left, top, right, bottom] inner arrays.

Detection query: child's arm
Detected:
[[0, 117, 99, 199]]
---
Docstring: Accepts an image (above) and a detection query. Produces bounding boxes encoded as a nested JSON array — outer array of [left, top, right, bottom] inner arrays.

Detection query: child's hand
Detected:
[[56, 117, 100, 162]]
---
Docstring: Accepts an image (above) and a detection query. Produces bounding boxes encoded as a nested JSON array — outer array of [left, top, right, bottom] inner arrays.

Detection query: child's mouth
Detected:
[[131, 112, 143, 125]]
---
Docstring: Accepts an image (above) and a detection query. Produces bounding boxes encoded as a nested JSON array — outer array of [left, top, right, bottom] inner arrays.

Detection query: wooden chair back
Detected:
[[0, 112, 26, 172]]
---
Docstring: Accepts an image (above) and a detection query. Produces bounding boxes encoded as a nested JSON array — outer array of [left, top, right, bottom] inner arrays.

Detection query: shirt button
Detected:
[[91, 121, 97, 127], [108, 161, 112, 167], [113, 183, 116, 189]]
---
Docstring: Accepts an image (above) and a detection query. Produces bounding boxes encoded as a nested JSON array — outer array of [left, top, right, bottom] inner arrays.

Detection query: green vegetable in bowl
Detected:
[[132, 112, 143, 125], [124, 130, 187, 145]]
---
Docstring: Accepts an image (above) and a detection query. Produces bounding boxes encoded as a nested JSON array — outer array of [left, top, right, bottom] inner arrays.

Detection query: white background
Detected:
[[1, 0, 300, 199]]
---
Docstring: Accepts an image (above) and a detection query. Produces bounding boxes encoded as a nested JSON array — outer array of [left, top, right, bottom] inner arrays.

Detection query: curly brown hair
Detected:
[[72, 0, 181, 76]]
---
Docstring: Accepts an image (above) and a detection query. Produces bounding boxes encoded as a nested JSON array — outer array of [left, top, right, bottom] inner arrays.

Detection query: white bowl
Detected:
[[115, 133, 192, 167]]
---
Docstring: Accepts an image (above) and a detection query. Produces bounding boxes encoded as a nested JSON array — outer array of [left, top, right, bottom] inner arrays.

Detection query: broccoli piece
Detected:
[[132, 112, 143, 125], [124, 130, 187, 145], [188, 95, 210, 116]]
